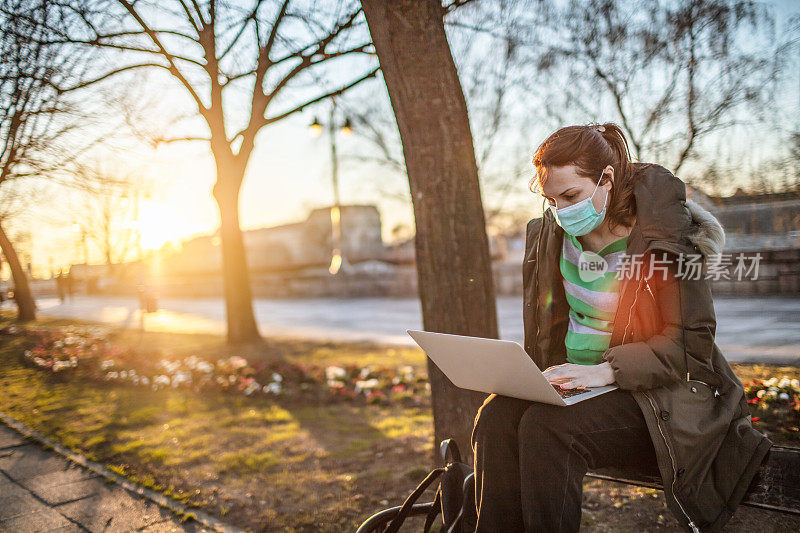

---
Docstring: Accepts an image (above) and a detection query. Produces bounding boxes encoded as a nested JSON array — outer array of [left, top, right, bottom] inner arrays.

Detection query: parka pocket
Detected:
[[653, 379, 729, 489], [686, 379, 717, 398]]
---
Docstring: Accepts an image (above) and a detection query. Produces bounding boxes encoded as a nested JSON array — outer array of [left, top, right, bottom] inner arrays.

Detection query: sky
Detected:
[[7, 0, 800, 280]]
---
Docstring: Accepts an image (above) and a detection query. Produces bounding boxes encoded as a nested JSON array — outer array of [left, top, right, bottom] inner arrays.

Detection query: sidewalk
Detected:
[[0, 423, 213, 532]]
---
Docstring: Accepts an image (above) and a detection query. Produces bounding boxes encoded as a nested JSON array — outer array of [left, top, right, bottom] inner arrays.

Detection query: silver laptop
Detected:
[[406, 329, 617, 406]]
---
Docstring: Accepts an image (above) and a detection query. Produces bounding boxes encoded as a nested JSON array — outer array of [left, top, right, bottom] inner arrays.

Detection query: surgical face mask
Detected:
[[549, 172, 609, 236]]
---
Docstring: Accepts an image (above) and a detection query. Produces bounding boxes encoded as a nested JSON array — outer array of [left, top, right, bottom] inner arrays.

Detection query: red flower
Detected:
[[751, 416, 759, 423]]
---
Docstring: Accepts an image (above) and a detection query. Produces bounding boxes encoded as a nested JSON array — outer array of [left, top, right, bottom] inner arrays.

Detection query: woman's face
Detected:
[[539, 164, 614, 212]]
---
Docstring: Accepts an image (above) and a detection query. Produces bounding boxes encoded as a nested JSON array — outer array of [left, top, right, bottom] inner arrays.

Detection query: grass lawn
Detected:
[[0, 310, 798, 532]]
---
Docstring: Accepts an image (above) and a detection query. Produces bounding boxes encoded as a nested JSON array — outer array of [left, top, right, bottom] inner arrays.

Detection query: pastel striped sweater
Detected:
[[560, 233, 628, 365]]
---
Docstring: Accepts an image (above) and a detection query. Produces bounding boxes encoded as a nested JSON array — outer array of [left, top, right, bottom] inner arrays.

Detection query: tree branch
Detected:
[[263, 66, 379, 126], [115, 0, 208, 115]]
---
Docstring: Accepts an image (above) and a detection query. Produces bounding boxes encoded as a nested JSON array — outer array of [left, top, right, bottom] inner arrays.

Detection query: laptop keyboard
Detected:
[[553, 384, 589, 399]]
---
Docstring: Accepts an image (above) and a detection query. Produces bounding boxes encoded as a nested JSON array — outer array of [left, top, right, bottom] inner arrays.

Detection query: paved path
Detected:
[[0, 423, 213, 532], [31, 295, 800, 365]]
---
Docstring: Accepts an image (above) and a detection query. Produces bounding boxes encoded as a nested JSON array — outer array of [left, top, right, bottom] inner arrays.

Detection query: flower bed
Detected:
[[744, 377, 800, 441], [3, 323, 429, 405]]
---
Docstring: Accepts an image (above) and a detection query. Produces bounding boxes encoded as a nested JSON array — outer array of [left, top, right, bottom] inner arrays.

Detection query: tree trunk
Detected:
[[361, 0, 497, 467], [0, 222, 36, 322], [212, 173, 262, 346]]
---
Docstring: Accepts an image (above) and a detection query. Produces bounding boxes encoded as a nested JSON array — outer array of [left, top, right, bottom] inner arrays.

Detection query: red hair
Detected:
[[530, 122, 641, 232]]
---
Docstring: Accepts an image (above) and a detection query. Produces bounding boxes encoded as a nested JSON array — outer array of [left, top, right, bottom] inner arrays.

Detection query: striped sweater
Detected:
[[560, 233, 628, 365]]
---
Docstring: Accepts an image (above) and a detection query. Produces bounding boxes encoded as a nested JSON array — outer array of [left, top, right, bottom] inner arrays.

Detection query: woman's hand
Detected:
[[542, 362, 616, 389]]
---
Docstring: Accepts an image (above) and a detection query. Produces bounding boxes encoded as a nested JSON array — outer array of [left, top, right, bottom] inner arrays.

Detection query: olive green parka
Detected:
[[522, 162, 772, 532]]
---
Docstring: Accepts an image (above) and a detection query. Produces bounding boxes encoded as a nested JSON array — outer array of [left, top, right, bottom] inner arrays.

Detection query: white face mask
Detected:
[[549, 170, 609, 236]]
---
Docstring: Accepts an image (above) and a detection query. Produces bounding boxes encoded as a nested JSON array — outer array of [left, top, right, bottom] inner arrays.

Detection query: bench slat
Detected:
[[587, 445, 800, 516]]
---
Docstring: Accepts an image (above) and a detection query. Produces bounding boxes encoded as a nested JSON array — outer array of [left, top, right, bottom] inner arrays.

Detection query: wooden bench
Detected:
[[587, 445, 800, 515], [356, 443, 800, 532]]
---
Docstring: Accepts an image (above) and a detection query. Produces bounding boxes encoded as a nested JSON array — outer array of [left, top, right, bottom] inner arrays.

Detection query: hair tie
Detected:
[[595, 125, 605, 132]]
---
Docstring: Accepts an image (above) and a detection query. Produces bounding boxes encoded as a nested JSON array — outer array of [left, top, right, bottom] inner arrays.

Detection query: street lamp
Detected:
[[309, 96, 353, 275], [309, 117, 323, 138]]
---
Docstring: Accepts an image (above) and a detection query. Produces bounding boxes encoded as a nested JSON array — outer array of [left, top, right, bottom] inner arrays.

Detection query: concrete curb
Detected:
[[0, 410, 244, 533]]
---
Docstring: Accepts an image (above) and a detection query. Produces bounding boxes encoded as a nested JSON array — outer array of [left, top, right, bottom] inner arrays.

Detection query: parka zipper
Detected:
[[620, 268, 700, 533], [532, 214, 546, 362], [643, 391, 699, 532]]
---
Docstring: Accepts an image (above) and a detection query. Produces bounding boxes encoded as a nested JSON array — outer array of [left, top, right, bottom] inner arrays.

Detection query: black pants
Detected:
[[470, 389, 661, 532]]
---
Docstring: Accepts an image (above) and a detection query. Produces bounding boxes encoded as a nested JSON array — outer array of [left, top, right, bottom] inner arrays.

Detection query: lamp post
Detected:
[[122, 187, 153, 264], [309, 96, 353, 275], [72, 223, 88, 265]]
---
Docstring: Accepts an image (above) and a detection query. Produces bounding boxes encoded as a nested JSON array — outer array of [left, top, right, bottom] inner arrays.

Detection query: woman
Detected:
[[470, 123, 771, 532]]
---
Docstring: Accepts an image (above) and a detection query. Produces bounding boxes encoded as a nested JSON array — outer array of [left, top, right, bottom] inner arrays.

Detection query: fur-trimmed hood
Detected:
[[686, 199, 726, 262]]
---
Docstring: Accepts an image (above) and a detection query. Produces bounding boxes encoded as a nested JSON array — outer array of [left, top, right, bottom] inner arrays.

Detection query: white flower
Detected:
[[763, 377, 778, 387], [792, 379, 800, 392], [355, 378, 380, 393], [271, 372, 283, 382], [54, 340, 64, 348], [244, 381, 261, 395], [196, 362, 214, 373], [171, 371, 192, 387], [106, 371, 119, 380], [399, 365, 415, 377], [359, 366, 374, 379], [778, 377, 792, 389], [158, 360, 181, 373], [779, 392, 790, 401], [120, 370, 128, 379], [154, 375, 170, 386], [101, 360, 115, 369], [326, 366, 347, 380], [225, 356, 248, 370], [327, 379, 345, 388], [264, 382, 282, 394], [141, 377, 150, 385]]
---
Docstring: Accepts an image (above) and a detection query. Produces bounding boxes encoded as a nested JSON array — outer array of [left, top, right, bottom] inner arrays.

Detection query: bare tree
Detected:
[[68, 163, 154, 268], [15, 0, 379, 344], [519, 0, 787, 176], [361, 0, 495, 465], [0, 0, 96, 321]]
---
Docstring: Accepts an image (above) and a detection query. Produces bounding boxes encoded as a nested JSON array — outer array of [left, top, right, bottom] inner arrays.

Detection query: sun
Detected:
[[136, 201, 186, 250]]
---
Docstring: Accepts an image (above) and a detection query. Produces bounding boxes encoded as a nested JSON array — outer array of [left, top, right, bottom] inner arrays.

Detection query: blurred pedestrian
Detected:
[[55, 269, 66, 303], [66, 269, 75, 301]]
